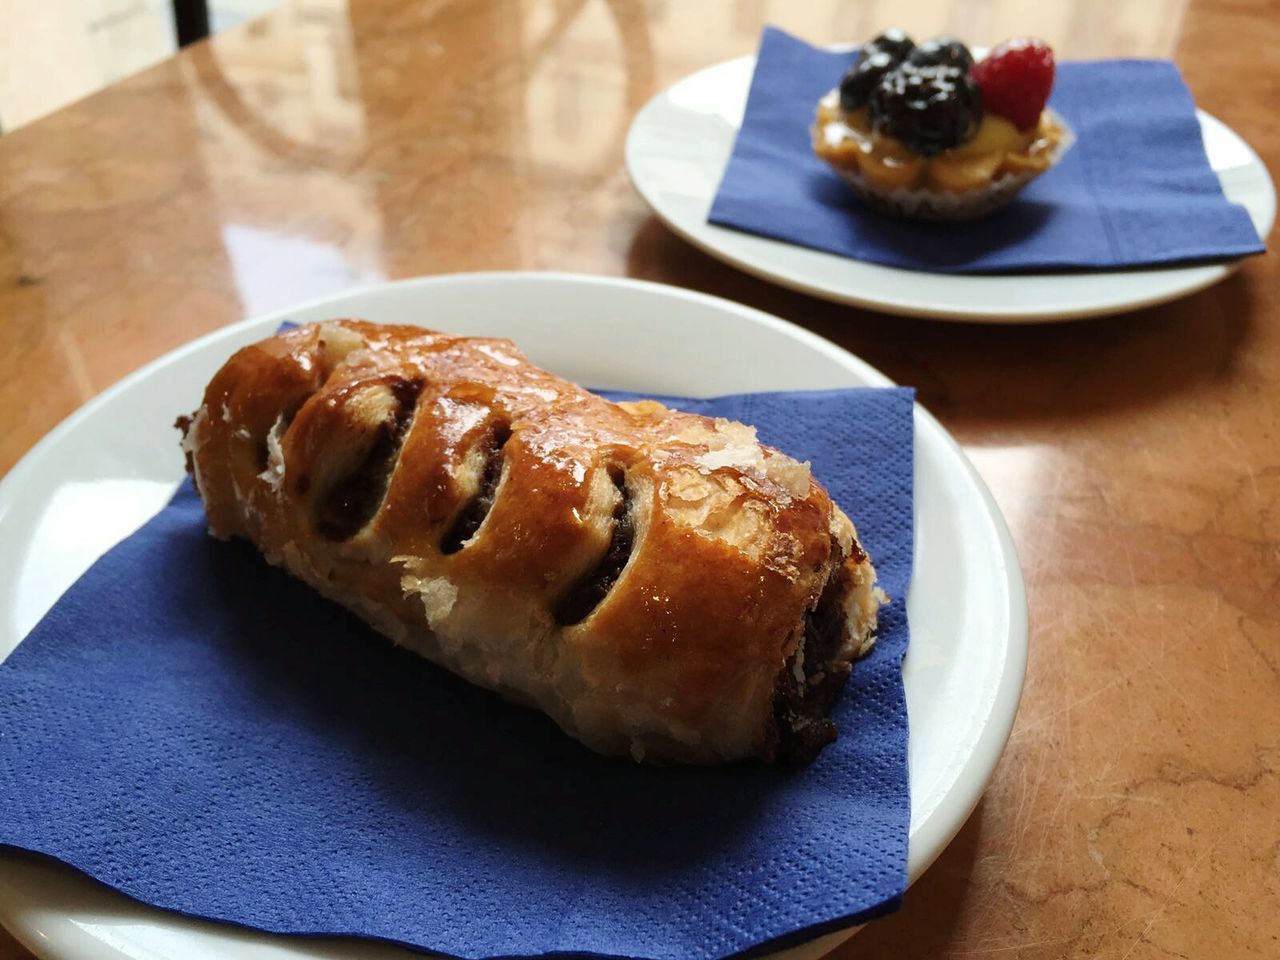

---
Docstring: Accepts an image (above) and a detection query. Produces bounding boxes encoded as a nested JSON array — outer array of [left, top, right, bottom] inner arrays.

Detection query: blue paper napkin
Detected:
[[0, 387, 914, 960], [708, 28, 1265, 273]]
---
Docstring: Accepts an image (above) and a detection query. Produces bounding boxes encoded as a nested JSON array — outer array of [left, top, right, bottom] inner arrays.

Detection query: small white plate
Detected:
[[0, 274, 1027, 960], [625, 55, 1275, 322]]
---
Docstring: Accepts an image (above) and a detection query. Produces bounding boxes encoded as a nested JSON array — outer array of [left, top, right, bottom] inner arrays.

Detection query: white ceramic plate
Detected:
[[625, 55, 1275, 322], [0, 274, 1027, 960]]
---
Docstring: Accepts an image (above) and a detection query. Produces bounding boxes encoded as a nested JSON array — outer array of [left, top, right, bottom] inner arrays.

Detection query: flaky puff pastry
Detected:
[[179, 321, 881, 765]]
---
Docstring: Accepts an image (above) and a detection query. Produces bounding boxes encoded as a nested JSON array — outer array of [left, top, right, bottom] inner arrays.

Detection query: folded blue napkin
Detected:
[[0, 387, 913, 960], [708, 28, 1264, 273]]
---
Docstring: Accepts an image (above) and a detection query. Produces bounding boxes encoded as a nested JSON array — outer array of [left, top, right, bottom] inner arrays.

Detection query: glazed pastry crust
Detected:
[[180, 320, 880, 764]]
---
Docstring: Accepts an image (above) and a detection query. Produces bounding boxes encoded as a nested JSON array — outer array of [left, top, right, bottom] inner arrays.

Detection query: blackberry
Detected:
[[838, 50, 899, 111], [907, 36, 975, 71], [864, 28, 915, 63], [869, 65, 983, 156]]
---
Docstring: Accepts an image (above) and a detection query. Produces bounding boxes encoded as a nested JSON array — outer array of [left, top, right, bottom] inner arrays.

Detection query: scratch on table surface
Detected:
[[56, 327, 94, 402], [959, 839, 1216, 960], [1015, 570, 1234, 741], [1217, 419, 1260, 506], [1119, 526, 1139, 592], [1034, 706, 1076, 862], [965, 901, 1183, 959], [1086, 827, 1108, 872], [1238, 612, 1280, 681], [1144, 655, 1212, 730], [1010, 761, 1031, 854], [1217, 593, 1231, 678], [952, 934, 1080, 956], [1116, 835, 1216, 960], [1014, 727, 1055, 857], [1017, 674, 1126, 735]]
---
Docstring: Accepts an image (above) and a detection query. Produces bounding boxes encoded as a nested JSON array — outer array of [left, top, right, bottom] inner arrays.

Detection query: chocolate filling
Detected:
[[440, 422, 512, 554], [315, 377, 423, 541], [553, 468, 634, 626], [770, 561, 857, 766]]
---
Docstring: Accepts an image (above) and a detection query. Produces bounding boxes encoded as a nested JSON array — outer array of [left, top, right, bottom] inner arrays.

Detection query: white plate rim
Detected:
[[624, 53, 1276, 323], [0, 272, 1028, 960]]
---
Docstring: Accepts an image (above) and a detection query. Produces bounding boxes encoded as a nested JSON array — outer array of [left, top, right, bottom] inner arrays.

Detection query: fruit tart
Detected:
[[812, 31, 1073, 221]]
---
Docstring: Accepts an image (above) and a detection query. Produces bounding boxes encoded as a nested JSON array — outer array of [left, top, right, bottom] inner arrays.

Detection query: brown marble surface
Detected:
[[2, 1, 1277, 958]]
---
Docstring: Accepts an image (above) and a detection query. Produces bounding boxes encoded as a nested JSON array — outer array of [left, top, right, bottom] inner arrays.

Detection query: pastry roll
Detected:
[[178, 320, 881, 764]]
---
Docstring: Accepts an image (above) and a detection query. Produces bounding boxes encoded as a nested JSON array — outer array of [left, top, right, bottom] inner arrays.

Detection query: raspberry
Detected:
[[971, 38, 1055, 131]]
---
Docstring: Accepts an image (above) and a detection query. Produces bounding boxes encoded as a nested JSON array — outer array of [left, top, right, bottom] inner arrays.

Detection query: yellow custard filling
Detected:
[[812, 89, 1064, 194]]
